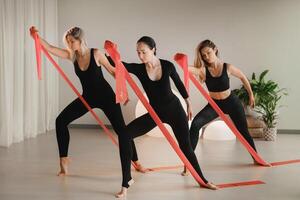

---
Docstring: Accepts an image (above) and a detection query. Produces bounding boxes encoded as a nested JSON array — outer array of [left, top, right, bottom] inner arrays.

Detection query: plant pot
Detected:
[[263, 127, 277, 141], [244, 105, 262, 118]]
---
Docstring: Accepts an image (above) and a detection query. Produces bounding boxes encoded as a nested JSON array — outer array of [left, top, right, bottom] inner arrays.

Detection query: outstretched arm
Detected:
[[30, 26, 71, 60], [105, 54, 140, 76]]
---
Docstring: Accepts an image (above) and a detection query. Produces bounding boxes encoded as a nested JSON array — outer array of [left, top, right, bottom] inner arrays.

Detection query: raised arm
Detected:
[[30, 26, 71, 60], [105, 54, 141, 76]]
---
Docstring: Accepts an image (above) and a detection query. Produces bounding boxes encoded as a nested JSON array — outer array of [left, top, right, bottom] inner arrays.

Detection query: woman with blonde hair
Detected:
[[182, 39, 258, 175], [30, 26, 146, 196]]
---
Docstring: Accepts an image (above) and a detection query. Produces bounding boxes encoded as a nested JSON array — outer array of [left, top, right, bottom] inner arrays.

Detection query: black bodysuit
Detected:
[[108, 57, 210, 184], [55, 48, 138, 187]]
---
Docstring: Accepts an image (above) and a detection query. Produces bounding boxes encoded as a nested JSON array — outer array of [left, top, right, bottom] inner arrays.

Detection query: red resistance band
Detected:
[[33, 33, 42, 80], [104, 41, 128, 104], [174, 53, 269, 166], [175, 53, 300, 168]]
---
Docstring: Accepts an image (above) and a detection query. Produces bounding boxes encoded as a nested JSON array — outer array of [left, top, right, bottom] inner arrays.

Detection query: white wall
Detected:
[[58, 0, 300, 130]]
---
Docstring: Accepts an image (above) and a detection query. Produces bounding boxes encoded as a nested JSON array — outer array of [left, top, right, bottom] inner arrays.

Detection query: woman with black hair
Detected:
[[109, 36, 218, 198]]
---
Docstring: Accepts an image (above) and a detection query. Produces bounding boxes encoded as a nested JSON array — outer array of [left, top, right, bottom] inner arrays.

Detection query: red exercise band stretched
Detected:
[[174, 53, 300, 168], [174, 53, 269, 166]]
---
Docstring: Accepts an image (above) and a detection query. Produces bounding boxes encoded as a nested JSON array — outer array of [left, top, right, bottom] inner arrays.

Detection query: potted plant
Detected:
[[233, 70, 272, 113], [255, 93, 282, 140], [233, 70, 287, 141]]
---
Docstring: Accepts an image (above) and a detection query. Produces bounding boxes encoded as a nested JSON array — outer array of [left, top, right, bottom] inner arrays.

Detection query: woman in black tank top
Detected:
[[30, 26, 146, 196], [183, 39, 258, 174]]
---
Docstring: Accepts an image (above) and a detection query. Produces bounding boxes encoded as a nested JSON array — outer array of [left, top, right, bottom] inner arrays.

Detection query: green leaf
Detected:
[[251, 72, 256, 80], [259, 70, 269, 82]]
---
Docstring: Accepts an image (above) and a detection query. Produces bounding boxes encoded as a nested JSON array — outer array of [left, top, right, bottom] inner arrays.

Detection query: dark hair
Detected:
[[137, 36, 157, 55]]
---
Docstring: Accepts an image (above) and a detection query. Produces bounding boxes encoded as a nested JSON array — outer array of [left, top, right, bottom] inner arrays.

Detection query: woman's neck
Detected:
[[76, 47, 88, 57], [146, 56, 160, 68], [208, 59, 221, 69]]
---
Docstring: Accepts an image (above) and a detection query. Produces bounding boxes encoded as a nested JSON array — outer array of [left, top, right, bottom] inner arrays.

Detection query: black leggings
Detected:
[[55, 94, 138, 187], [190, 93, 256, 154], [125, 97, 209, 184]]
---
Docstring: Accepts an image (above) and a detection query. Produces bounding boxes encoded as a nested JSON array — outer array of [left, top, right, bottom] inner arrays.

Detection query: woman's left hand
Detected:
[[185, 98, 193, 120], [187, 104, 193, 121]]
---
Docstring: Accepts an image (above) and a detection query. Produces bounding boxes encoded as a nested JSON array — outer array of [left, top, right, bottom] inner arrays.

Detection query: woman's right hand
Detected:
[[30, 26, 38, 38], [29, 27, 70, 60]]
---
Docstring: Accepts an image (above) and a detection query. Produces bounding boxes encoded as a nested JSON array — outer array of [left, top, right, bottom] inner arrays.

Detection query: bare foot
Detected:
[[134, 161, 149, 173], [199, 182, 218, 190], [181, 166, 189, 176], [206, 182, 218, 190], [115, 179, 134, 198], [57, 157, 70, 176], [253, 160, 272, 167], [115, 187, 127, 198]]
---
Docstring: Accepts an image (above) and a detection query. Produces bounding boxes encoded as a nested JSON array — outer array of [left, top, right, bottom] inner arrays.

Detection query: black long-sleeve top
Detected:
[[108, 56, 189, 108]]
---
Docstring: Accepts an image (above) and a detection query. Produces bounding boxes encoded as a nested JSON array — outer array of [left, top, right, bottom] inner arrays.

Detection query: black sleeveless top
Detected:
[[74, 48, 114, 96], [205, 63, 230, 92]]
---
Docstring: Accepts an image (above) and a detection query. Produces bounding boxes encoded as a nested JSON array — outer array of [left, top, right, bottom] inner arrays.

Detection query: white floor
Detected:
[[0, 128, 300, 200]]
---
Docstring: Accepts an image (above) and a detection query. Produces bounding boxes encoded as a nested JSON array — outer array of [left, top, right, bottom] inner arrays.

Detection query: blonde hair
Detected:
[[194, 39, 219, 69], [63, 27, 88, 61]]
